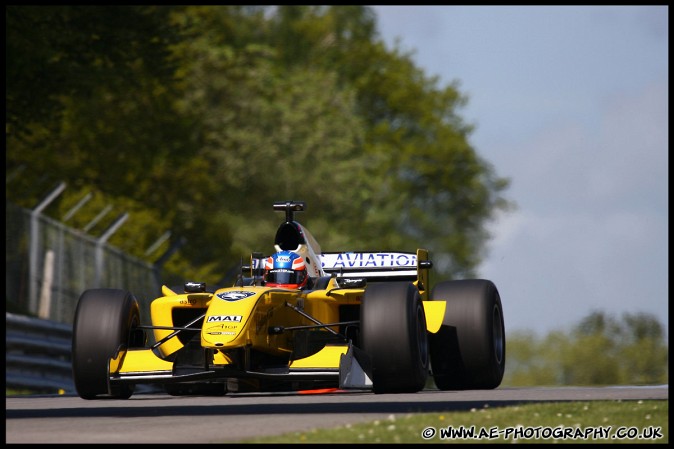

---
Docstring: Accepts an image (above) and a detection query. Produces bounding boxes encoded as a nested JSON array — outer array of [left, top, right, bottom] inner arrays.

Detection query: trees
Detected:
[[6, 6, 180, 140], [6, 6, 511, 285], [503, 311, 668, 386]]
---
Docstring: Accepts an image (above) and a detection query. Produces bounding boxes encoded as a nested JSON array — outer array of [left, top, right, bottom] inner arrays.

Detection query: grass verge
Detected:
[[236, 400, 668, 444]]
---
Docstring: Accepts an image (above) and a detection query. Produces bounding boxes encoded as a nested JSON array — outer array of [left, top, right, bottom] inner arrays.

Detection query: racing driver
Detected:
[[263, 250, 309, 289]]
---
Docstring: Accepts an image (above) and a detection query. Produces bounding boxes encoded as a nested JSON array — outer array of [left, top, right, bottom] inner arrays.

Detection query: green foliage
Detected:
[[238, 401, 669, 444], [6, 5, 512, 286], [501, 330, 562, 386], [503, 311, 668, 387], [6, 6, 181, 139]]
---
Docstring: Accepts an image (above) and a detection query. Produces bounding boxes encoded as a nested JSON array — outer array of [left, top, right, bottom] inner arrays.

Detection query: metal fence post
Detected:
[[28, 182, 66, 315], [94, 213, 129, 286], [62, 191, 92, 222]]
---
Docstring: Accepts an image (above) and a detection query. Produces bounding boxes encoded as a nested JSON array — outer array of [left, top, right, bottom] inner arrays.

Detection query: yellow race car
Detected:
[[71, 201, 506, 399]]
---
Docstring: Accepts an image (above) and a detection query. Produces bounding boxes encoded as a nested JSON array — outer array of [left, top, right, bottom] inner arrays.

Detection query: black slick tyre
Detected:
[[429, 279, 505, 390], [360, 282, 429, 394], [72, 288, 140, 399]]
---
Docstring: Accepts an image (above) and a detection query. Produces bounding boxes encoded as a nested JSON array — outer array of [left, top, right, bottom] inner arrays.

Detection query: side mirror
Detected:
[[184, 282, 206, 293]]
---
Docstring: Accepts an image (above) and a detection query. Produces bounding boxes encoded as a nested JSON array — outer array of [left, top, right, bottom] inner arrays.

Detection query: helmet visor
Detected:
[[266, 269, 305, 286]]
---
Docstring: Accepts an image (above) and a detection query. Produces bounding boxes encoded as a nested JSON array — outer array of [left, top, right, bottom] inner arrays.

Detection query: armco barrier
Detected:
[[6, 312, 75, 394], [6, 312, 161, 396]]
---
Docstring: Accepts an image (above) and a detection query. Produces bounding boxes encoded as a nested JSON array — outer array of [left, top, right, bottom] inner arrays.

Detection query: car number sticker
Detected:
[[216, 290, 256, 301]]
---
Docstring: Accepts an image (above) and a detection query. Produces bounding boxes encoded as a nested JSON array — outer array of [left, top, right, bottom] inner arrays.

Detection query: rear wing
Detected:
[[321, 250, 432, 282], [239, 249, 432, 299]]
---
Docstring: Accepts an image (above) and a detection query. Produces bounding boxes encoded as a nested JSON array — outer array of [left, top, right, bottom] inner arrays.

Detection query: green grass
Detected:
[[236, 400, 668, 444], [7, 389, 667, 444]]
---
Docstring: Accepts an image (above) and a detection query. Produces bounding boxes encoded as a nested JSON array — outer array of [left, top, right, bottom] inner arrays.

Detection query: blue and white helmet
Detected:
[[263, 251, 308, 289]]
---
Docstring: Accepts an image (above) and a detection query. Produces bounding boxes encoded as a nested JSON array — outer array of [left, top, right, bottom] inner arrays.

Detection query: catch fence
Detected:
[[6, 200, 160, 324]]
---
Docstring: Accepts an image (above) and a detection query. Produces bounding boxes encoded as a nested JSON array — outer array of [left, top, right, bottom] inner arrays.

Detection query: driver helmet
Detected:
[[263, 250, 308, 289]]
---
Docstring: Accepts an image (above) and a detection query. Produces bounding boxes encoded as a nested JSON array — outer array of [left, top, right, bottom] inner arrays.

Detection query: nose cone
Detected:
[[201, 288, 262, 347]]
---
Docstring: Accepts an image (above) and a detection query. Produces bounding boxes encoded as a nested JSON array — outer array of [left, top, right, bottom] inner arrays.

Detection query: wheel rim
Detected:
[[416, 303, 429, 367], [492, 305, 504, 365]]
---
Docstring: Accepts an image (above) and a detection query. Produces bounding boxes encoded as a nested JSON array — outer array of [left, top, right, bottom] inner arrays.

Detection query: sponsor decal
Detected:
[[322, 252, 417, 268], [216, 290, 256, 301], [207, 331, 236, 335], [207, 315, 243, 322], [339, 277, 366, 287]]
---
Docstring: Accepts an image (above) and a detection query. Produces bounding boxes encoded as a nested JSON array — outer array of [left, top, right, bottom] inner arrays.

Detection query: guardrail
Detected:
[[6, 312, 75, 394], [6, 312, 162, 396]]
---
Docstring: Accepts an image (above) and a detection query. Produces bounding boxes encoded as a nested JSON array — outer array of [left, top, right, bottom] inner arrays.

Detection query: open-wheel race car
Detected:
[[72, 201, 505, 399]]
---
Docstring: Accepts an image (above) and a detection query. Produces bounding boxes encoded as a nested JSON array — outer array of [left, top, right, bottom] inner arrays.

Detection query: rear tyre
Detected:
[[72, 288, 140, 399], [429, 280, 505, 390], [360, 282, 429, 394]]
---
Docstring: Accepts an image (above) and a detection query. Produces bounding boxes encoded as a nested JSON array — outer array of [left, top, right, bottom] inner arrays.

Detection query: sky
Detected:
[[370, 5, 668, 336]]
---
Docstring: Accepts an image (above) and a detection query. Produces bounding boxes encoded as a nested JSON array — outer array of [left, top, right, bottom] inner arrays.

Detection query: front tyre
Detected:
[[72, 288, 140, 399], [429, 279, 505, 390], [360, 282, 429, 394]]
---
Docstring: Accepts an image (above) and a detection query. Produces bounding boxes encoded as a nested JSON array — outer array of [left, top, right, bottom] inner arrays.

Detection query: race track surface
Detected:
[[6, 386, 668, 443]]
